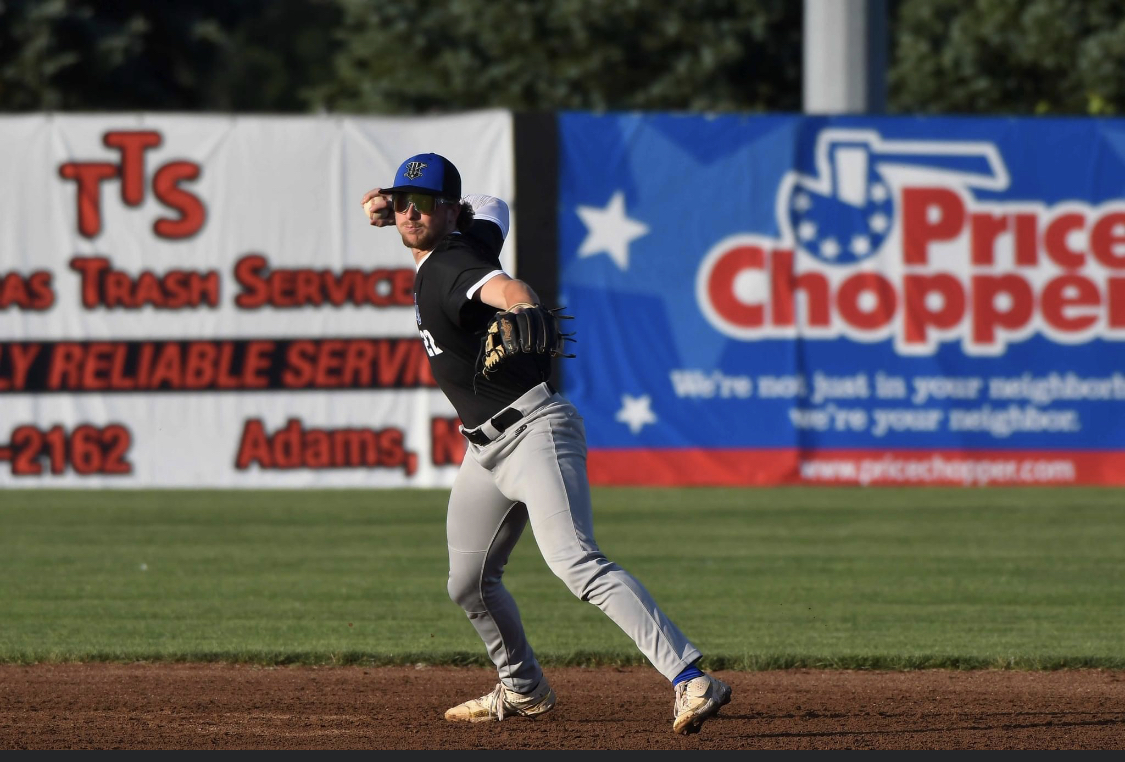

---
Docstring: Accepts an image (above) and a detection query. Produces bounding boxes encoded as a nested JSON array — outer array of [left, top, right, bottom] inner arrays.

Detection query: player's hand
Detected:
[[361, 187, 394, 227]]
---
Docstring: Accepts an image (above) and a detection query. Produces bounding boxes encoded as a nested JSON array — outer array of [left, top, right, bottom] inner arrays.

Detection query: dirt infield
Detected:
[[1, 664, 1123, 750]]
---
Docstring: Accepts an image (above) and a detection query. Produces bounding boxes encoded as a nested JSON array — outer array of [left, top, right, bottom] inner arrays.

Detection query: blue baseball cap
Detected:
[[382, 152, 461, 198]]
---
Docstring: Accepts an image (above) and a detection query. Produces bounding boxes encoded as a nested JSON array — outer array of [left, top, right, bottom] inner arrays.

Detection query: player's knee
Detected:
[[447, 571, 484, 611]]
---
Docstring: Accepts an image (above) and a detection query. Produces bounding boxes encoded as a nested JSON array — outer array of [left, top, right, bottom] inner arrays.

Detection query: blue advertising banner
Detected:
[[558, 114, 1125, 485]]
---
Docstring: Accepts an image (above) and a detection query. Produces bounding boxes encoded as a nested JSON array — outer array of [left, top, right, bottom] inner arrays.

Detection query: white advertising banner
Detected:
[[0, 112, 515, 487]]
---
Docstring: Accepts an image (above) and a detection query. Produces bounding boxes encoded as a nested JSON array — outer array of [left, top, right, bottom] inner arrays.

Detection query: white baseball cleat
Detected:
[[444, 678, 557, 723], [672, 674, 732, 734]]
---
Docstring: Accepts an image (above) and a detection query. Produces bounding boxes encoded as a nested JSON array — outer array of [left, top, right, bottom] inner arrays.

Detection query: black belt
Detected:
[[464, 382, 556, 446]]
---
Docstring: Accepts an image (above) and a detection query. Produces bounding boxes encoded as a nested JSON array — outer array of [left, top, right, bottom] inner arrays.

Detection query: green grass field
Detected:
[[1, 487, 1123, 669]]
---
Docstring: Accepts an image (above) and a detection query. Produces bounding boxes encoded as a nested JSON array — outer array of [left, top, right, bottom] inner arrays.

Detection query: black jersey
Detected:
[[414, 219, 551, 428]]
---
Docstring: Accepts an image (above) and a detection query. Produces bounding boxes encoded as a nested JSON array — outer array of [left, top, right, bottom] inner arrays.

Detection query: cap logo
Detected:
[[403, 161, 427, 180]]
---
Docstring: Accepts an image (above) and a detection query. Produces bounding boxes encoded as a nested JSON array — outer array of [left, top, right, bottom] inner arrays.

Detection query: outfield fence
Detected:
[[2, 113, 1124, 487]]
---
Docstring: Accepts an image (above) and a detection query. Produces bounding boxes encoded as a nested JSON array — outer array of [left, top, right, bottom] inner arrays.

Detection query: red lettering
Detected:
[[0, 343, 40, 391], [379, 428, 406, 469], [215, 343, 239, 389], [149, 343, 183, 389], [109, 343, 134, 390], [234, 254, 269, 308], [1041, 275, 1100, 332], [274, 419, 303, 469], [970, 212, 1007, 266], [1014, 214, 1038, 266], [400, 341, 428, 387], [971, 275, 1034, 344], [367, 271, 392, 306], [770, 249, 829, 327], [295, 270, 322, 307], [69, 257, 218, 309], [134, 272, 165, 307], [103, 131, 161, 206], [242, 341, 274, 388], [902, 274, 965, 344], [334, 429, 378, 466], [49, 343, 84, 390], [376, 340, 413, 387], [236, 419, 272, 469], [81, 342, 115, 390], [283, 341, 316, 387], [431, 417, 465, 466], [902, 188, 964, 265], [323, 272, 352, 305], [233, 254, 414, 309], [1043, 212, 1085, 268], [1090, 212, 1125, 269], [163, 272, 187, 308], [4, 274, 28, 309], [152, 161, 206, 238], [1, 272, 54, 310], [69, 256, 111, 308], [185, 342, 216, 388], [195, 271, 220, 307], [11, 343, 40, 390], [343, 341, 375, 386], [314, 340, 346, 387], [272, 270, 297, 307], [104, 271, 133, 307], [393, 269, 414, 304], [836, 273, 897, 330], [360, 271, 384, 306], [0, 274, 30, 310], [136, 343, 155, 388], [234, 419, 418, 473], [29, 271, 54, 309], [707, 246, 764, 328], [306, 430, 332, 468], [59, 162, 118, 238], [1110, 278, 1125, 328]]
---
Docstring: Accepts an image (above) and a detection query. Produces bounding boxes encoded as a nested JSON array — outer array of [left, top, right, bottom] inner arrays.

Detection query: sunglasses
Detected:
[[392, 192, 453, 215]]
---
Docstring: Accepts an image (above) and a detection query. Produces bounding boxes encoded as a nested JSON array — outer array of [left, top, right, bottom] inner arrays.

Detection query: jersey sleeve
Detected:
[[433, 243, 506, 327], [463, 194, 509, 258]]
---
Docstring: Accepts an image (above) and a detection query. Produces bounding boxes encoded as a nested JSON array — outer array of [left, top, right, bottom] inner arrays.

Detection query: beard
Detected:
[[398, 222, 449, 252], [400, 230, 441, 251]]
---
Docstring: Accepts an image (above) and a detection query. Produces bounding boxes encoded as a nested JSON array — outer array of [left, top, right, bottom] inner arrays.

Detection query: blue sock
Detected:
[[673, 662, 705, 687]]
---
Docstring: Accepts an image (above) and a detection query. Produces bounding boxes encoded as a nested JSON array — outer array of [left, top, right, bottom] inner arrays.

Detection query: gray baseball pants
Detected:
[[447, 382, 702, 694]]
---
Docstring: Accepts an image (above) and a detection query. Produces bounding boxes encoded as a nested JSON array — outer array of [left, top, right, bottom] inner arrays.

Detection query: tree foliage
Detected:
[[889, 0, 1125, 115], [314, 0, 801, 113], [0, 0, 340, 111], [3, 0, 1125, 115]]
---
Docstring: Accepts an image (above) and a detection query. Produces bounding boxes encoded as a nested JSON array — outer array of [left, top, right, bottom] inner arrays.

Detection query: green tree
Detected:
[[0, 0, 340, 111], [889, 0, 1125, 115], [315, 0, 802, 113]]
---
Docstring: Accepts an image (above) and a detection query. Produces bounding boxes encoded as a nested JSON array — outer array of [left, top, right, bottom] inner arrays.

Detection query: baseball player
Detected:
[[362, 152, 731, 734]]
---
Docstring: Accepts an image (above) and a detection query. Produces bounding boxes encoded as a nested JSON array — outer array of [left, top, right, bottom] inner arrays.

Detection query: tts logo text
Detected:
[[58, 130, 206, 240]]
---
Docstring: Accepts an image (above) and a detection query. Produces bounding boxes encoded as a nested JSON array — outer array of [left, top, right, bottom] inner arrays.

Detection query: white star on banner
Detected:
[[576, 191, 650, 270], [615, 394, 657, 435], [849, 235, 871, 256]]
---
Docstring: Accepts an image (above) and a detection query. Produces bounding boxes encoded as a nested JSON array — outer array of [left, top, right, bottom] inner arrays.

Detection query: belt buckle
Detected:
[[490, 407, 524, 434], [465, 428, 490, 446], [464, 405, 527, 447]]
